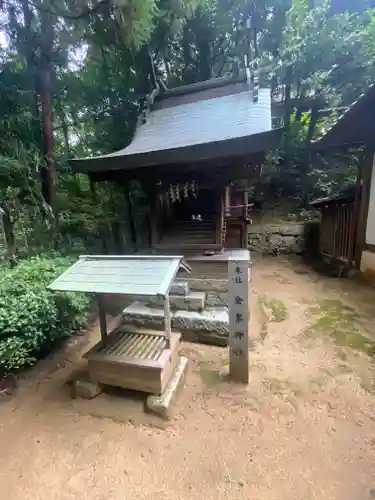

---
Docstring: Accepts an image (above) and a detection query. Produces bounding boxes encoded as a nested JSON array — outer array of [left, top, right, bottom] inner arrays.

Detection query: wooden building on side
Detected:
[[72, 74, 282, 258], [310, 186, 357, 268], [312, 84, 375, 279]]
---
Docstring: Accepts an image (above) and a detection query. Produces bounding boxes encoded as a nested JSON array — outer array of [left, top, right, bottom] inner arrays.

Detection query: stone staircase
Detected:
[[122, 279, 229, 347]]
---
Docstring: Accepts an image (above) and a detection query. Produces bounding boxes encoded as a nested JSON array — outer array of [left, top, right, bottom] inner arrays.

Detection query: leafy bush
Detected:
[[0, 256, 90, 373]]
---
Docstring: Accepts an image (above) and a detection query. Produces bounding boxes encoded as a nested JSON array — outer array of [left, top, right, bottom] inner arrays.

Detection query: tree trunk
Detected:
[[284, 67, 293, 130], [182, 23, 194, 84], [1, 205, 16, 266], [40, 67, 56, 208], [57, 97, 70, 155], [39, 4, 56, 211], [20, 0, 41, 145], [124, 183, 138, 251], [196, 10, 211, 82]]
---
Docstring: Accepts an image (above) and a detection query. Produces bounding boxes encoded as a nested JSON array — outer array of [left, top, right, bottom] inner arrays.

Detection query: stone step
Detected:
[[170, 281, 189, 296], [178, 277, 228, 293], [163, 228, 215, 235], [155, 243, 221, 252], [122, 302, 229, 347], [161, 233, 216, 243], [146, 291, 206, 312], [173, 309, 229, 347]]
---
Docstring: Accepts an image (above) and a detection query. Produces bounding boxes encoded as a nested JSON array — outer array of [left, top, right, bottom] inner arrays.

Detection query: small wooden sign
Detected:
[[228, 254, 250, 384]]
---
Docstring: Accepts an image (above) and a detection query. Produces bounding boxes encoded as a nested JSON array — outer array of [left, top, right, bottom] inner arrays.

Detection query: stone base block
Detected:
[[205, 291, 228, 307], [122, 303, 165, 329], [146, 356, 188, 419], [173, 308, 229, 338], [122, 302, 229, 346], [182, 330, 228, 347], [72, 376, 102, 399], [170, 281, 189, 296]]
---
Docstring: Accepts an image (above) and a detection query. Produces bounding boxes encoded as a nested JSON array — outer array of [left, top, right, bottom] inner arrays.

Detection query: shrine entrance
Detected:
[[170, 188, 216, 223], [156, 186, 218, 253]]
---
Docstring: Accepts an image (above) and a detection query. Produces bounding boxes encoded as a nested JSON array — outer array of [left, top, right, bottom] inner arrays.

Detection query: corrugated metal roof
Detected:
[[48, 255, 191, 297], [77, 89, 271, 160]]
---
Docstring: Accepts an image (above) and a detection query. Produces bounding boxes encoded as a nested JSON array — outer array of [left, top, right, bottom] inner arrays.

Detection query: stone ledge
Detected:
[[185, 278, 228, 292], [206, 292, 228, 307], [173, 308, 229, 338], [122, 303, 165, 329], [170, 281, 189, 296], [122, 302, 229, 345], [146, 291, 206, 311]]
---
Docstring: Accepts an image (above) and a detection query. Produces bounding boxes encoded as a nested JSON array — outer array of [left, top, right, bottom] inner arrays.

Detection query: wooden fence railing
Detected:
[[320, 201, 355, 265]]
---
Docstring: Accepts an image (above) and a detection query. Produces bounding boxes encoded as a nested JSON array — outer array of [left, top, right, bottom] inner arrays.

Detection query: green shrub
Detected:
[[0, 256, 90, 373]]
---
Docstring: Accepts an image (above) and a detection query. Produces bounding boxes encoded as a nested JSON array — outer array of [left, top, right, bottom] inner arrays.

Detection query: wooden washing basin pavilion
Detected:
[[49, 255, 190, 395]]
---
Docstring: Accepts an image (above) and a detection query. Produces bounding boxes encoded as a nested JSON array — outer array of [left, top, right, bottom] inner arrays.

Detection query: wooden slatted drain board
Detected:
[[84, 327, 181, 396], [96, 330, 167, 361]]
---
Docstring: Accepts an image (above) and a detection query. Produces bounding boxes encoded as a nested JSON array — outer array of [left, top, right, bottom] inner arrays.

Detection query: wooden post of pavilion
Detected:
[[97, 294, 107, 340], [163, 295, 172, 349]]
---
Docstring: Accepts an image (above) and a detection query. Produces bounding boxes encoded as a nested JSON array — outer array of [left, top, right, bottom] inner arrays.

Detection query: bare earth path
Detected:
[[1, 256, 375, 500]]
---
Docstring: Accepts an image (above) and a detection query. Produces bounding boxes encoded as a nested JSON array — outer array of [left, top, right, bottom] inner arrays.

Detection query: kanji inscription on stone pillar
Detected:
[[228, 251, 250, 383]]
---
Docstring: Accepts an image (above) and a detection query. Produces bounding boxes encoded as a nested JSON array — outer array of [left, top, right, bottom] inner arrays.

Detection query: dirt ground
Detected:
[[1, 256, 375, 500]]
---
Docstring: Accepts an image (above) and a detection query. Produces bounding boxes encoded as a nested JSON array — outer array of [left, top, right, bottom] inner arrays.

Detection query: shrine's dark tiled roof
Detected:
[[72, 76, 282, 174]]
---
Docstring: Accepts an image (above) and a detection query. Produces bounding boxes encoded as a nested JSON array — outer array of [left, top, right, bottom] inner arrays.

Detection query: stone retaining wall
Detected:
[[248, 222, 305, 255]]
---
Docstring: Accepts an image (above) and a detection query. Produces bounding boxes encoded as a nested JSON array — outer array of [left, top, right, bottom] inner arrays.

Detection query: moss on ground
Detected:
[[259, 296, 288, 323], [199, 366, 223, 386], [307, 298, 375, 357], [262, 377, 292, 395]]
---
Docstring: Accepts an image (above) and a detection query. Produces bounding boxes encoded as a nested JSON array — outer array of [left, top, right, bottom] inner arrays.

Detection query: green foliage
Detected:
[[0, 256, 90, 373]]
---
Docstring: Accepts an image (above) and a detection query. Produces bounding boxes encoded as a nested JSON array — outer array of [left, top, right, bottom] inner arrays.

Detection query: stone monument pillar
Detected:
[[228, 250, 250, 384]]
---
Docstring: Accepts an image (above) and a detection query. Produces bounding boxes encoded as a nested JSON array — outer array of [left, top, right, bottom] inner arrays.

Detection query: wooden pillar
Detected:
[[241, 222, 248, 249], [216, 188, 224, 245], [243, 190, 249, 219], [224, 185, 231, 216], [228, 252, 250, 384], [354, 151, 374, 268], [348, 165, 362, 267]]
